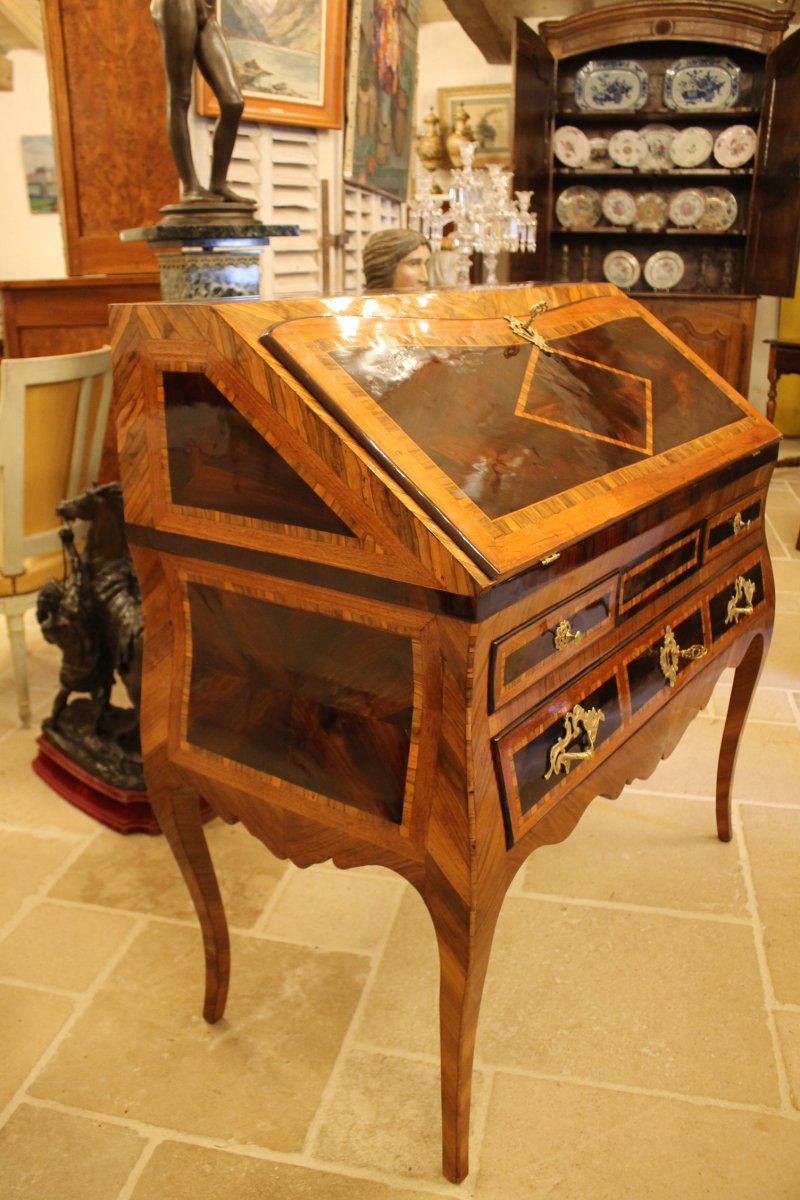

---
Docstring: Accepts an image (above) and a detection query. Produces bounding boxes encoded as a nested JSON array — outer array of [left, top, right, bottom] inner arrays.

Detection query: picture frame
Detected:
[[438, 84, 513, 166], [343, 0, 421, 202], [196, 0, 346, 129]]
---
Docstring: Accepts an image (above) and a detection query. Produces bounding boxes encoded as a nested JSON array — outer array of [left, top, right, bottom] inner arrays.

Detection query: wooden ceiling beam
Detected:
[[440, 0, 512, 63]]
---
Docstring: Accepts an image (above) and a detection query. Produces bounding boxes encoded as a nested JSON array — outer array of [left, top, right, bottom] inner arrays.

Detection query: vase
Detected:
[[445, 104, 474, 168], [417, 107, 444, 172]]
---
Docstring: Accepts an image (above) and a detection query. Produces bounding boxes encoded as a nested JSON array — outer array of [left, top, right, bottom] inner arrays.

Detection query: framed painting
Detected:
[[197, 0, 346, 129], [438, 84, 512, 166], [344, 0, 421, 202]]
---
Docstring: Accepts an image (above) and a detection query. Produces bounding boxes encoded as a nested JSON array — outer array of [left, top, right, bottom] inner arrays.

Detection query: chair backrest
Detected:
[[0, 346, 113, 577]]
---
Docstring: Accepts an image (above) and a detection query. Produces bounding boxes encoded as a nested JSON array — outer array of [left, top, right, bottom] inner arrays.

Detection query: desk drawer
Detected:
[[492, 669, 622, 846], [705, 492, 763, 560], [490, 576, 616, 712]]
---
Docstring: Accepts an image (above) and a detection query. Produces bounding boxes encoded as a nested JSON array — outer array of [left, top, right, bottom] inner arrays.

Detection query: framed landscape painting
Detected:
[[344, 0, 421, 202], [197, 0, 346, 129]]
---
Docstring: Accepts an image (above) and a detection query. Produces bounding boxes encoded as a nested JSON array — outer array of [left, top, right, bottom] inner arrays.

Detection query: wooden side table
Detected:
[[764, 340, 800, 548]]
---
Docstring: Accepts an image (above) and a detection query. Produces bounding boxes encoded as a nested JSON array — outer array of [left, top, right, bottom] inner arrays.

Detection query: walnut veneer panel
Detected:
[[41, 0, 176, 275], [110, 284, 779, 1184]]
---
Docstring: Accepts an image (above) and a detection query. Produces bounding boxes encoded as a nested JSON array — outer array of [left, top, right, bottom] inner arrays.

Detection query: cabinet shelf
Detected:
[[554, 167, 754, 178], [555, 108, 760, 123], [555, 226, 747, 237]]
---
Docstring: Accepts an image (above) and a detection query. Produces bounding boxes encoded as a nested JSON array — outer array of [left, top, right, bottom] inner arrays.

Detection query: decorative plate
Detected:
[[602, 188, 637, 226], [668, 188, 706, 227], [713, 124, 757, 168], [608, 129, 648, 168], [640, 125, 675, 171], [585, 136, 612, 170], [669, 126, 714, 167], [555, 185, 602, 229], [644, 249, 685, 290], [603, 249, 641, 290], [574, 59, 649, 111], [553, 125, 591, 167], [695, 186, 738, 231], [663, 56, 741, 111], [634, 191, 668, 232]]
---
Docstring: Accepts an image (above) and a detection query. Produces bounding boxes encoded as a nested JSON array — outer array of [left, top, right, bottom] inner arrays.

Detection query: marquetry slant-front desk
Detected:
[[110, 283, 777, 1182]]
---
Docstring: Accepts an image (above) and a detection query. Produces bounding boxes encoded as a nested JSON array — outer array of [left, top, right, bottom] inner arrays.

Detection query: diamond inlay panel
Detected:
[[333, 316, 742, 521]]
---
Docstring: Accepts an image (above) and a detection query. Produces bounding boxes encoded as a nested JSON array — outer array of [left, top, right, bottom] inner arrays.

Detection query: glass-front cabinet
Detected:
[[510, 1, 800, 393]]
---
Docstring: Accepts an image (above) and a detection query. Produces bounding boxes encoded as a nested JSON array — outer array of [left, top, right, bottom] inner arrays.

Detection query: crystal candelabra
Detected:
[[408, 141, 537, 286]]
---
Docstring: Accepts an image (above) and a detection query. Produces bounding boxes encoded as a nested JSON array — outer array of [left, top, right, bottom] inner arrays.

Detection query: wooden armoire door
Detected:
[[41, 0, 177, 276], [745, 27, 800, 297]]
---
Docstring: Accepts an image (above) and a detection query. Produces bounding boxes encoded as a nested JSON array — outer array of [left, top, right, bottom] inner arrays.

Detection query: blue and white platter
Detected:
[[574, 60, 649, 112], [663, 57, 741, 111]]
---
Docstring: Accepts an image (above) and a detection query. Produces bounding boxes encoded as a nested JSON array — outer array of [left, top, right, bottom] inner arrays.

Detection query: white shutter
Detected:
[[198, 121, 323, 299], [342, 186, 403, 294], [260, 127, 323, 299]]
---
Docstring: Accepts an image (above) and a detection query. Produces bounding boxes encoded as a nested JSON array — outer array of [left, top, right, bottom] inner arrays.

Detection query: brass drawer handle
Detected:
[[553, 618, 582, 651], [725, 575, 756, 626], [658, 625, 708, 688], [544, 702, 604, 779], [731, 511, 752, 536]]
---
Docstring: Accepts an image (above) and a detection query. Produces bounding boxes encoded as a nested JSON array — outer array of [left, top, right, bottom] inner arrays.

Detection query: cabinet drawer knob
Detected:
[[658, 625, 708, 688], [544, 702, 604, 779], [731, 511, 752, 536], [553, 618, 582, 650], [725, 575, 756, 625]]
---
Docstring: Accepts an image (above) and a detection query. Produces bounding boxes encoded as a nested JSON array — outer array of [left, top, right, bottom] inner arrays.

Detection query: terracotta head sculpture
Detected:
[[363, 229, 431, 291]]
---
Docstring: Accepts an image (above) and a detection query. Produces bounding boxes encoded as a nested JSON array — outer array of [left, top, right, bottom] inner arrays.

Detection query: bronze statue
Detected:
[[37, 483, 144, 792], [151, 0, 253, 206], [363, 230, 431, 291]]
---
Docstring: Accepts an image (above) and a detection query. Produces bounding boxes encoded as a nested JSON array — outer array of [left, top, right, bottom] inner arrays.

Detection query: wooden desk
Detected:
[[111, 284, 778, 1183]]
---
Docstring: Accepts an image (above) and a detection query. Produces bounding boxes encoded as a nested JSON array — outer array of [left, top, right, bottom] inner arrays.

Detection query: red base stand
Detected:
[[33, 735, 161, 834], [33, 735, 216, 835]]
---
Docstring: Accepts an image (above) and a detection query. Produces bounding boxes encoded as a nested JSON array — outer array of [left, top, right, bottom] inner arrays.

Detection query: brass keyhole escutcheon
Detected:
[[658, 625, 708, 688], [553, 618, 582, 651], [732, 511, 752, 536], [725, 575, 756, 626]]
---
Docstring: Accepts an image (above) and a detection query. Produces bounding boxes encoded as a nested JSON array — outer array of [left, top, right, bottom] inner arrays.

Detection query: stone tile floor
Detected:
[[1, 450, 798, 1199]]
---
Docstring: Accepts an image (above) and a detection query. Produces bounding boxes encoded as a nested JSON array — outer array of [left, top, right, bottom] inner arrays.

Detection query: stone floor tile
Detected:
[[772, 559, 800, 613], [261, 865, 403, 952], [49, 818, 289, 927], [0, 1103, 145, 1200], [0, 829, 81, 927], [626, 713, 720, 797], [313, 1047, 485, 1182], [520, 792, 747, 915], [730, 720, 800, 805], [476, 897, 780, 1105], [29, 923, 368, 1151], [709, 678, 796, 723], [0, 730, 98, 830], [129, 1140, 444, 1200], [740, 805, 800, 1005], [759, 613, 800, 689], [354, 887, 439, 1058], [0, 900, 135, 991], [775, 1011, 800, 1110], [0, 983, 74, 1109], [474, 1073, 800, 1200]]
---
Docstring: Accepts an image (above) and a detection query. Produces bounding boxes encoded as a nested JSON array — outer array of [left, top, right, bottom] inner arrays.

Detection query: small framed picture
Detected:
[[438, 84, 512, 166]]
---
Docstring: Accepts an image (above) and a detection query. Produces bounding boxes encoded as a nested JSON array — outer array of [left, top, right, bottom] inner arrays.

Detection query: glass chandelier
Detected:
[[409, 141, 537, 287]]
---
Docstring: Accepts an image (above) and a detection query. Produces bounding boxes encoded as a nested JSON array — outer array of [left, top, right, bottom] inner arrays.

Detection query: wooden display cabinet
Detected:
[[510, 1, 800, 394], [111, 282, 778, 1183]]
